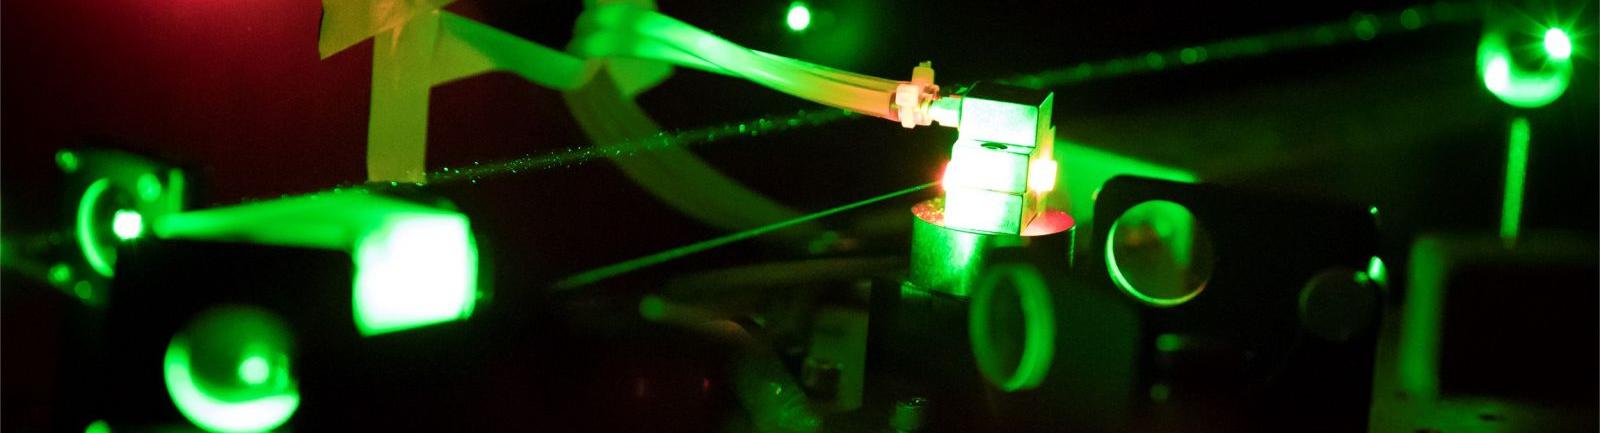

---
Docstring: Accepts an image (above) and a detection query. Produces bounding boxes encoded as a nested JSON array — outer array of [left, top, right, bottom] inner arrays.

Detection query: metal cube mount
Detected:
[[941, 83, 1055, 235]]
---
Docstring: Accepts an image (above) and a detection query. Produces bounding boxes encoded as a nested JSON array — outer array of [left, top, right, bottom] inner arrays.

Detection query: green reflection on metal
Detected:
[[165, 307, 299, 433], [785, 2, 811, 32], [1543, 28, 1571, 60], [76, 178, 116, 277], [57, 150, 80, 173], [112, 209, 144, 241], [1478, 27, 1571, 108], [1500, 117, 1530, 246], [970, 263, 1055, 392], [155, 190, 479, 336], [1366, 256, 1389, 287], [1052, 141, 1197, 233]]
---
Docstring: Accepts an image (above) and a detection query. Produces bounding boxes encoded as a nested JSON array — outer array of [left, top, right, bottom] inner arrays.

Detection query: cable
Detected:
[[570, 3, 907, 121]]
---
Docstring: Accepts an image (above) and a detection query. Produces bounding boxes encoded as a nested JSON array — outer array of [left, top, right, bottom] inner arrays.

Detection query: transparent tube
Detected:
[[572, 4, 903, 120]]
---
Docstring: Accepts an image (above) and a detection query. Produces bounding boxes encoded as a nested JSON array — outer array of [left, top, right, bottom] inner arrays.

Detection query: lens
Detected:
[[1106, 200, 1215, 307]]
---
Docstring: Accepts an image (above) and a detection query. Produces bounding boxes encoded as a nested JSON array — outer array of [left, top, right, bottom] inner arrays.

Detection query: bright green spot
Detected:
[[165, 307, 299, 433], [1366, 256, 1389, 287], [57, 150, 80, 173], [1544, 28, 1572, 60], [353, 215, 479, 336], [84, 420, 111, 433], [238, 355, 270, 386], [1501, 117, 1530, 246], [137, 173, 163, 202], [785, 2, 811, 31], [113, 209, 144, 241], [76, 179, 116, 277], [970, 264, 1055, 392], [48, 263, 73, 286]]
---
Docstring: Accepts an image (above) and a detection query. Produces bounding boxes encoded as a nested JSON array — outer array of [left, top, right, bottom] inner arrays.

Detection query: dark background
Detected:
[[4, 0, 1595, 431]]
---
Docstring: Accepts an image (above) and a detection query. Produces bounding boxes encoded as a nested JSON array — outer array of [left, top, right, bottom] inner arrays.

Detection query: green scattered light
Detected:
[[1400, 8, 1424, 30], [57, 150, 80, 173], [1149, 383, 1171, 402], [1145, 52, 1166, 70], [1500, 117, 1530, 246], [638, 295, 669, 321], [1154, 333, 1185, 352], [48, 263, 73, 286], [1543, 28, 1572, 60], [1352, 14, 1379, 41], [84, 420, 111, 433], [76, 179, 116, 277], [137, 173, 163, 202], [113, 209, 144, 241], [73, 281, 93, 301], [785, 2, 811, 32], [1178, 47, 1204, 64], [165, 307, 299, 433], [970, 264, 1055, 392]]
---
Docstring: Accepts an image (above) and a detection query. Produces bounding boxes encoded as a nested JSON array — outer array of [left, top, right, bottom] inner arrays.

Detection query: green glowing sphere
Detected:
[[785, 2, 811, 32], [1478, 28, 1571, 108], [165, 306, 299, 433]]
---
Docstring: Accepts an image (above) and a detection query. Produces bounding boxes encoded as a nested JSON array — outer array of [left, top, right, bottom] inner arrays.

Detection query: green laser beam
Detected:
[[419, 2, 1480, 186], [554, 182, 936, 289], [998, 2, 1480, 89], [1500, 116, 1530, 246]]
